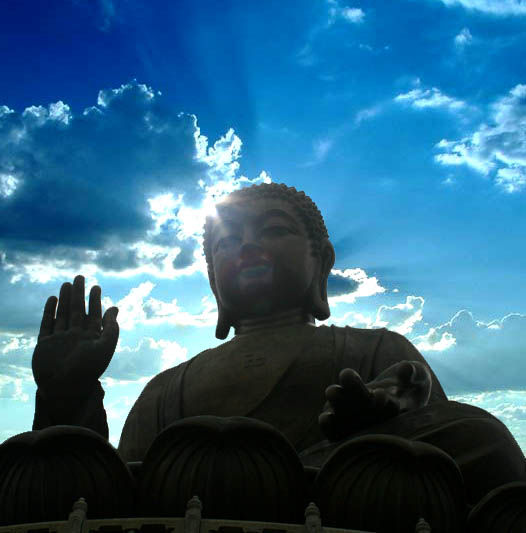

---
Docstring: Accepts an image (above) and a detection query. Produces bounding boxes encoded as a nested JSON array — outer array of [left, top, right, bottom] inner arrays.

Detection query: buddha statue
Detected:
[[30, 182, 525, 509]]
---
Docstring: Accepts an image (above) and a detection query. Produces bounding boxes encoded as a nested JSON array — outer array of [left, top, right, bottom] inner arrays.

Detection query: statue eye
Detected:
[[261, 225, 292, 237], [214, 234, 241, 253]]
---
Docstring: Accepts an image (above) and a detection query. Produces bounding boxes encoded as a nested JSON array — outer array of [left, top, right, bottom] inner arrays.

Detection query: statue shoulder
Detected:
[[326, 324, 436, 381], [375, 328, 423, 358], [328, 324, 415, 351], [327, 324, 389, 345], [141, 345, 220, 389]]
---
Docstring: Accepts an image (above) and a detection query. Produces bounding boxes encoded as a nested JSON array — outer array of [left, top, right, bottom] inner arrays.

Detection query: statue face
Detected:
[[210, 196, 319, 319]]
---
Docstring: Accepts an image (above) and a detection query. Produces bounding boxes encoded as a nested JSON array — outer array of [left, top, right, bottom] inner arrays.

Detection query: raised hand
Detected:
[[32, 275, 119, 402], [319, 361, 432, 442]]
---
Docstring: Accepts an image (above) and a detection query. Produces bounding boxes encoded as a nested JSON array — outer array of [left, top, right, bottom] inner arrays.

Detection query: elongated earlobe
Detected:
[[209, 275, 234, 339], [310, 241, 335, 321], [215, 303, 232, 339]]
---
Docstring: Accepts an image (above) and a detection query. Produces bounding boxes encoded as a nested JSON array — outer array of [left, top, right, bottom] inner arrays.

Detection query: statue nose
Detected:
[[239, 228, 263, 259], [240, 241, 263, 260]]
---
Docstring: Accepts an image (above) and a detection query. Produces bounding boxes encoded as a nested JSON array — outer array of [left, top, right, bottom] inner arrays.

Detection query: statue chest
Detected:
[[182, 326, 336, 419]]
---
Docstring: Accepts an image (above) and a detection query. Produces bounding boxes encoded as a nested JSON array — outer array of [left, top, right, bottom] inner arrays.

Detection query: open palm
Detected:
[[319, 362, 432, 442], [32, 275, 119, 401]]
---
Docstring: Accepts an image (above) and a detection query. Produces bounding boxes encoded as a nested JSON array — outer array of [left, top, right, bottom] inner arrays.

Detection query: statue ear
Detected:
[[310, 240, 335, 321], [215, 302, 232, 339], [209, 275, 234, 340]]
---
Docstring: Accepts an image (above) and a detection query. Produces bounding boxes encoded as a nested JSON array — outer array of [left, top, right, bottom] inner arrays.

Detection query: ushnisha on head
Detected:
[[204, 183, 335, 339]]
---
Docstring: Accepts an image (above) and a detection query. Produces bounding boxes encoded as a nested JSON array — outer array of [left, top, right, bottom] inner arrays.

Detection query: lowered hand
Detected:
[[319, 361, 432, 442]]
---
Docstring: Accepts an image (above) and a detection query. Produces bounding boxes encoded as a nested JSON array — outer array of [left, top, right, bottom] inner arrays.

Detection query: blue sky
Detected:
[[1, 0, 526, 448]]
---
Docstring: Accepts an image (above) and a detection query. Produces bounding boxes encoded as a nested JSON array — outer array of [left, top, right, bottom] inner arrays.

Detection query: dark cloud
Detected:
[[0, 82, 208, 252], [150, 227, 199, 270], [95, 244, 141, 271], [0, 274, 51, 333], [327, 272, 359, 296], [172, 244, 195, 269]]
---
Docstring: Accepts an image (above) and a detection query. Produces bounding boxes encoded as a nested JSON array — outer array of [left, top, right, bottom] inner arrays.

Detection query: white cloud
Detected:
[[454, 27, 473, 48], [4, 257, 100, 286], [395, 83, 466, 111], [328, 310, 375, 328], [414, 328, 456, 352], [0, 174, 18, 198], [355, 104, 383, 125], [0, 375, 29, 402], [435, 84, 526, 192], [416, 310, 526, 393], [144, 294, 217, 328], [328, 268, 386, 305], [495, 167, 526, 191], [298, 2, 366, 68], [157, 339, 189, 371], [330, 295, 425, 334], [375, 296, 425, 335], [438, 0, 526, 16], [102, 281, 217, 331], [313, 138, 333, 162], [1, 334, 36, 359], [105, 336, 189, 380], [0, 105, 13, 117], [302, 138, 334, 167], [0, 332, 34, 382], [327, 1, 365, 24], [341, 7, 365, 23]]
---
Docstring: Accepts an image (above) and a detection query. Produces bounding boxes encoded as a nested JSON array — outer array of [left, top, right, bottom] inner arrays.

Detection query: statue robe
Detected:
[[118, 324, 525, 504], [119, 324, 441, 460]]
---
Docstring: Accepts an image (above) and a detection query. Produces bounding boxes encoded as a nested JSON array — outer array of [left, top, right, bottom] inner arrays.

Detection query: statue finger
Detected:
[[87, 285, 102, 333], [325, 384, 346, 405], [38, 296, 57, 340], [339, 368, 374, 405], [70, 275, 86, 328], [339, 368, 368, 391], [55, 282, 72, 331], [326, 383, 370, 416], [97, 307, 119, 360]]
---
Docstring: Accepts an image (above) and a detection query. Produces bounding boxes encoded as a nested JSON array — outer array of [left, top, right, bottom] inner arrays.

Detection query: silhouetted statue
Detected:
[[27, 183, 525, 527]]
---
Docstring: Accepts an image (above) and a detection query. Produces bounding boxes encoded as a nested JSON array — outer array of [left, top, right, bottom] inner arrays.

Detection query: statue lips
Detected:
[[237, 258, 272, 287]]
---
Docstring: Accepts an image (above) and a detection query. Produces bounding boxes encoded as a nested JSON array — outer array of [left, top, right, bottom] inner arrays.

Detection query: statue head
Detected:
[[204, 183, 335, 339]]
